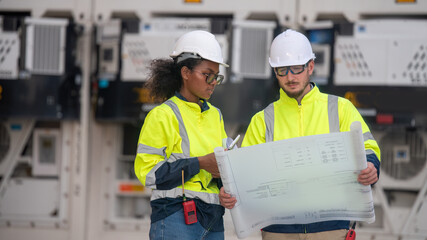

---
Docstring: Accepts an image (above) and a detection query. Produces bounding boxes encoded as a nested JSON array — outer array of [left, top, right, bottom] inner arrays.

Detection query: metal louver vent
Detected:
[[380, 129, 427, 180], [33, 25, 61, 74], [239, 28, 269, 76], [337, 43, 372, 78], [403, 44, 427, 85], [231, 21, 275, 80], [25, 18, 68, 75], [0, 33, 20, 79]]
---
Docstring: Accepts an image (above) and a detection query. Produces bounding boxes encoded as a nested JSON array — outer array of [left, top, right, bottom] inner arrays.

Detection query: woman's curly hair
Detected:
[[145, 57, 203, 102]]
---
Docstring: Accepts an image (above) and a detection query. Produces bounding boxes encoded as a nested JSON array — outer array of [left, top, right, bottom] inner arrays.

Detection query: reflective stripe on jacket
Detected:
[[243, 85, 381, 160], [242, 84, 381, 233], [134, 96, 227, 205]]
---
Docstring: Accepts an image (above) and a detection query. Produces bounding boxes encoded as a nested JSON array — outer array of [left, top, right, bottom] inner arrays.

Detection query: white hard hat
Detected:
[[269, 29, 315, 67], [170, 30, 229, 67]]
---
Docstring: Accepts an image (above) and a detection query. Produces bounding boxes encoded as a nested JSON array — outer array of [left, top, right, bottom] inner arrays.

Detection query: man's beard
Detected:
[[284, 88, 305, 99], [283, 81, 310, 99]]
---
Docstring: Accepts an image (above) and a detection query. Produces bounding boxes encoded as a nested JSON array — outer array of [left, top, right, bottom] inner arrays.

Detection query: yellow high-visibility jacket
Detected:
[[135, 95, 227, 204], [242, 84, 381, 233], [243, 85, 380, 160]]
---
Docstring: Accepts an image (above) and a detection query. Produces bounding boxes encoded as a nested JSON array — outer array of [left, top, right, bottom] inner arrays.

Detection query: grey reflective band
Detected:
[[264, 103, 275, 142], [264, 95, 340, 141], [215, 107, 223, 122], [150, 99, 223, 200], [145, 161, 166, 189], [138, 144, 185, 163], [151, 188, 220, 205], [328, 95, 340, 133], [169, 152, 187, 162], [363, 132, 375, 142], [144, 100, 192, 189], [366, 149, 375, 155], [137, 144, 166, 157], [164, 100, 191, 157], [144, 155, 187, 189]]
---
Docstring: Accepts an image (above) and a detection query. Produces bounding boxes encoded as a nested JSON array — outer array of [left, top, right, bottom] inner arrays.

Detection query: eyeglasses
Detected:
[[192, 70, 224, 85], [275, 61, 310, 77]]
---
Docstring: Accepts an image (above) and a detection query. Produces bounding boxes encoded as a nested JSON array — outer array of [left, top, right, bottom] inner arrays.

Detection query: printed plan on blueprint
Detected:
[[214, 122, 375, 239]]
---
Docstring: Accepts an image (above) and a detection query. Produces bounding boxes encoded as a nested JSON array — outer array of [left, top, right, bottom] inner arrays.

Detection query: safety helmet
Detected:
[[170, 30, 229, 67], [269, 29, 315, 67]]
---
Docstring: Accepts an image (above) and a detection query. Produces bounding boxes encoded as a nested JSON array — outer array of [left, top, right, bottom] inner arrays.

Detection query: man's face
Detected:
[[275, 60, 314, 101]]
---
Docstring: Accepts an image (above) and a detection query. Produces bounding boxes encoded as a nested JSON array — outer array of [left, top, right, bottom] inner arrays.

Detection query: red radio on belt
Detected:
[[183, 199, 197, 224], [346, 222, 356, 240], [182, 169, 198, 225]]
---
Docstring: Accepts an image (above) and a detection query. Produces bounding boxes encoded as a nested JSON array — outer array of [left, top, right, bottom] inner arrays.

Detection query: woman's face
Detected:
[[180, 60, 221, 103]]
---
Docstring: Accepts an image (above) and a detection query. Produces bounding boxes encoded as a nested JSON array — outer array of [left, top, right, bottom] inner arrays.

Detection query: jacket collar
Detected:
[[279, 82, 319, 105], [174, 92, 210, 112]]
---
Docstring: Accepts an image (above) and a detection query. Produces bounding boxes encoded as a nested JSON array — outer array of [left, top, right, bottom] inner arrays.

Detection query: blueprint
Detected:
[[214, 122, 375, 239]]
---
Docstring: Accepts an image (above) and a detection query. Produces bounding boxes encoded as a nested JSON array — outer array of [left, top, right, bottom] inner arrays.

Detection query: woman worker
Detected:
[[134, 30, 229, 240]]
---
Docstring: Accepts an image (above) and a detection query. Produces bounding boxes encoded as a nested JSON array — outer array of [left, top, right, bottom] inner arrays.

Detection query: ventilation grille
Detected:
[[25, 18, 68, 76], [337, 43, 372, 78], [380, 129, 427, 180], [0, 33, 20, 79], [239, 28, 269, 77], [32, 25, 63, 74], [402, 44, 427, 85]]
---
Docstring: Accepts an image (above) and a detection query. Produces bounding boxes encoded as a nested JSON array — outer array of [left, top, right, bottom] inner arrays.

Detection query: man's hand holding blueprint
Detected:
[[214, 122, 375, 239]]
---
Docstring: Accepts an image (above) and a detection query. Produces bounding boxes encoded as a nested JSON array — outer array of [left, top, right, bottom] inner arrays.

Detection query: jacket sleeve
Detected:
[[338, 98, 381, 178], [241, 111, 267, 147], [134, 107, 200, 190]]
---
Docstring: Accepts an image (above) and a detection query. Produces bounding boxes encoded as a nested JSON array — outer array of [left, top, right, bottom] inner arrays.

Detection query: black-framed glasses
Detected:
[[275, 61, 310, 77], [192, 70, 224, 85]]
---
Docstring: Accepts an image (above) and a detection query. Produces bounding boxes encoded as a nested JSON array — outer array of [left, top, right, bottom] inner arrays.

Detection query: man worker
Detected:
[[219, 29, 381, 240]]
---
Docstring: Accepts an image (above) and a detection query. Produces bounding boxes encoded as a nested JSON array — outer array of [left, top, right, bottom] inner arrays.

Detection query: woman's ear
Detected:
[[181, 66, 191, 81]]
